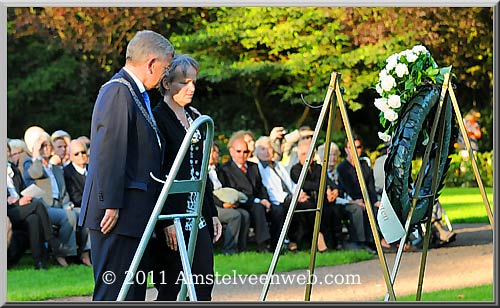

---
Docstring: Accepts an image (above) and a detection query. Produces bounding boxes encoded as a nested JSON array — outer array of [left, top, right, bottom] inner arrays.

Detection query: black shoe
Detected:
[[256, 242, 271, 253], [35, 261, 48, 270]]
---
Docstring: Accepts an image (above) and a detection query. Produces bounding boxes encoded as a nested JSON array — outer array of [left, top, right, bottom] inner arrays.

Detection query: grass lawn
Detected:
[[439, 187, 493, 224], [7, 249, 373, 301], [7, 187, 493, 301], [388, 284, 494, 302]]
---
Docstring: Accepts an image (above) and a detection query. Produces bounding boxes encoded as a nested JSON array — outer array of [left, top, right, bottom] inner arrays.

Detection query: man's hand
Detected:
[[49, 155, 62, 166], [269, 126, 286, 141], [223, 202, 236, 209], [7, 196, 32, 206], [100, 208, 119, 234], [18, 196, 33, 206], [326, 188, 339, 203], [213, 217, 223, 243], [164, 225, 177, 251], [260, 199, 271, 212], [31, 137, 44, 159], [298, 191, 310, 203]]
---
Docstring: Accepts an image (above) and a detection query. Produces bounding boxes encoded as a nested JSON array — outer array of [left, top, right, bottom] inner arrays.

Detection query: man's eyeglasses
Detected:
[[10, 151, 23, 156], [235, 150, 250, 154], [73, 151, 87, 156], [356, 145, 363, 149]]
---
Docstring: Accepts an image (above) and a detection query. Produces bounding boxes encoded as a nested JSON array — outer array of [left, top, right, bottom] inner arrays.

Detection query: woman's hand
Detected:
[[213, 216, 222, 243], [164, 224, 178, 251]]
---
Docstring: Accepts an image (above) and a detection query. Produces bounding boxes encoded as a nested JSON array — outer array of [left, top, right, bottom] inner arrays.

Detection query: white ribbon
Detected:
[[377, 187, 406, 243]]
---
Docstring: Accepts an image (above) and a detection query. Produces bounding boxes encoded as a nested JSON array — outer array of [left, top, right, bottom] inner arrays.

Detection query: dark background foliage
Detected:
[[7, 7, 494, 152]]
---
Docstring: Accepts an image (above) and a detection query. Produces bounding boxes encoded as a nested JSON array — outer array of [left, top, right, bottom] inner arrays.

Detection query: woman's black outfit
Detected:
[[7, 163, 54, 269], [290, 161, 340, 248], [152, 102, 218, 301]]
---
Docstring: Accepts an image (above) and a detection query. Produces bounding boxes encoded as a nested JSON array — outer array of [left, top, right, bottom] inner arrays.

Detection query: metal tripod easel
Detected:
[[383, 69, 494, 301], [259, 72, 397, 301], [116, 115, 214, 301]]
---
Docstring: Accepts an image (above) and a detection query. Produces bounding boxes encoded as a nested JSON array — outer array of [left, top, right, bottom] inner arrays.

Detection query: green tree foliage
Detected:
[[7, 7, 493, 151]]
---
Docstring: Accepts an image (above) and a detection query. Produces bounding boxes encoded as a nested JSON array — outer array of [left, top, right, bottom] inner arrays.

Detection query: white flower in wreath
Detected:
[[402, 50, 418, 63], [387, 94, 401, 109], [374, 97, 390, 112], [384, 109, 398, 122], [395, 63, 409, 78], [376, 82, 383, 95], [379, 68, 388, 79], [386, 54, 399, 71], [380, 73, 396, 92], [378, 132, 391, 142], [412, 45, 428, 55]]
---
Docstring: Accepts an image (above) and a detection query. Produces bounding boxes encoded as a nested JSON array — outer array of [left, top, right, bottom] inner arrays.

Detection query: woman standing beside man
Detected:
[[152, 54, 222, 301]]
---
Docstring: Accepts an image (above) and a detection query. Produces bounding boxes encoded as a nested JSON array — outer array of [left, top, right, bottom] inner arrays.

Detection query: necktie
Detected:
[[142, 90, 162, 148], [240, 164, 247, 173], [269, 163, 291, 194], [142, 91, 155, 121]]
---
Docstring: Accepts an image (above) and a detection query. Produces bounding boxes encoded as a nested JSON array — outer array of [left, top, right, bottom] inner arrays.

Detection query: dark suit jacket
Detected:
[[23, 157, 71, 207], [78, 68, 163, 238], [336, 159, 378, 204], [220, 159, 269, 206], [64, 163, 86, 208]]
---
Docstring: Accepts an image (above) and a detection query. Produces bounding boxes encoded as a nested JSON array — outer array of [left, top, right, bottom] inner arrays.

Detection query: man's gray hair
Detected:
[[126, 30, 174, 64]]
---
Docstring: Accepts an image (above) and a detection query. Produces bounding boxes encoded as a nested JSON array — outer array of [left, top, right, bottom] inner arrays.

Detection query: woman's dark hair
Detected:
[[158, 54, 200, 96]]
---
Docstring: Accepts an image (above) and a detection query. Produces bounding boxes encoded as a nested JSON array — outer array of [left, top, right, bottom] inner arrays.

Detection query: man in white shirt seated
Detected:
[[254, 136, 310, 251]]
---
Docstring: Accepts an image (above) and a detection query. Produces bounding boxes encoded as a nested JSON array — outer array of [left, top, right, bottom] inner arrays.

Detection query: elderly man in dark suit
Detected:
[[78, 30, 174, 301], [64, 139, 92, 266], [221, 135, 282, 252]]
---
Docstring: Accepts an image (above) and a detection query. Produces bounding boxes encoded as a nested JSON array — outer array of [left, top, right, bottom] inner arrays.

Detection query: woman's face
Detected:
[[244, 134, 255, 153], [169, 65, 197, 107]]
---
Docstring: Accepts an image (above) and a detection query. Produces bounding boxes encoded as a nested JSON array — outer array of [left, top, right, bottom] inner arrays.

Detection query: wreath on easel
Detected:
[[374, 45, 458, 227]]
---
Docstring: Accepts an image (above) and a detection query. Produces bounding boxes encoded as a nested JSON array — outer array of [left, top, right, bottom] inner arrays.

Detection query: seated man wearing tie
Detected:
[[220, 135, 275, 252], [254, 136, 310, 252]]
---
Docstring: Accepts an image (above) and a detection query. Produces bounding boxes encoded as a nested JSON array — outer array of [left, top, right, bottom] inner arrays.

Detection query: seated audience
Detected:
[[22, 129, 79, 266], [7, 142, 56, 269]]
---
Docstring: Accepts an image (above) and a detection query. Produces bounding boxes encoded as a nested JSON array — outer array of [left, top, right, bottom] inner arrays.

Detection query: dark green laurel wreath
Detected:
[[384, 84, 457, 227]]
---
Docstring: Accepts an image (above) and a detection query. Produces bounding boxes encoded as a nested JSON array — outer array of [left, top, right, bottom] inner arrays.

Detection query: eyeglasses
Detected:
[[235, 150, 250, 154], [356, 145, 363, 149], [73, 151, 87, 156], [10, 151, 23, 156]]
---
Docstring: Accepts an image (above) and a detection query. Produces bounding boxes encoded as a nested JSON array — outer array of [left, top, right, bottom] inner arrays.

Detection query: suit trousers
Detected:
[[89, 230, 151, 301], [216, 207, 250, 254], [47, 207, 78, 257], [7, 200, 52, 264]]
